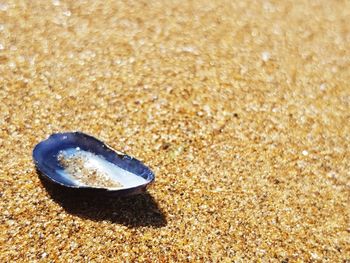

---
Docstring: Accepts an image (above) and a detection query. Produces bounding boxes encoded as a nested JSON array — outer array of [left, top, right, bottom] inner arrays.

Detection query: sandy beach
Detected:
[[1, 0, 349, 261]]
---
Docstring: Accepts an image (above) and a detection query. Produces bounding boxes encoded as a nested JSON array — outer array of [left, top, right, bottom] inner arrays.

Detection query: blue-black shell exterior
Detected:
[[32, 132, 155, 195]]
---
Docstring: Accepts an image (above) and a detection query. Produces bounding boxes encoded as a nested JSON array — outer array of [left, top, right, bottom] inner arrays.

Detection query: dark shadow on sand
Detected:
[[39, 175, 167, 228]]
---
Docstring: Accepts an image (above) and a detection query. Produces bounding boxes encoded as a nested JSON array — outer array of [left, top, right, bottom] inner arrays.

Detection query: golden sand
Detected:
[[1, 0, 349, 261]]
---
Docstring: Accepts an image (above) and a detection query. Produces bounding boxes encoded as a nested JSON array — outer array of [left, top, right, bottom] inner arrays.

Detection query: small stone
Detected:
[[302, 150, 309, 156], [261, 51, 271, 62], [310, 252, 320, 260], [327, 171, 337, 179], [63, 10, 71, 17], [8, 62, 16, 69], [52, 0, 60, 6], [0, 3, 8, 11], [320, 83, 327, 91]]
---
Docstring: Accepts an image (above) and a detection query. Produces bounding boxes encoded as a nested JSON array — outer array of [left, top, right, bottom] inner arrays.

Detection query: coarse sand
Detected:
[[1, 0, 349, 261]]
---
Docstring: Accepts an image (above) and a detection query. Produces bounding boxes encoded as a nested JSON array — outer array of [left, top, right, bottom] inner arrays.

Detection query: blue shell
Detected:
[[33, 132, 155, 196]]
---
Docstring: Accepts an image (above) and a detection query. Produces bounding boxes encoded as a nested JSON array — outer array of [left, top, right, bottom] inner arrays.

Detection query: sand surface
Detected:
[[1, 0, 349, 261]]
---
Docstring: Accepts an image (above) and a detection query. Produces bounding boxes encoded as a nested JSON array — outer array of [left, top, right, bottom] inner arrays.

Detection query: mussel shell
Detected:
[[33, 132, 155, 196]]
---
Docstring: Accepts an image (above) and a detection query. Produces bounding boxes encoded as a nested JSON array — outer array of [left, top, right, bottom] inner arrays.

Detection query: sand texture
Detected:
[[1, 0, 349, 262]]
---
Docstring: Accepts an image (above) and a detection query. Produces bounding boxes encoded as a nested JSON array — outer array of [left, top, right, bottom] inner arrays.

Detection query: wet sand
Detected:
[[1, 0, 349, 261]]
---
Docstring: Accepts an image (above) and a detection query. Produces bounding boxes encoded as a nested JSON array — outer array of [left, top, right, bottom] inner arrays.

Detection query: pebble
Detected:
[[261, 51, 271, 62]]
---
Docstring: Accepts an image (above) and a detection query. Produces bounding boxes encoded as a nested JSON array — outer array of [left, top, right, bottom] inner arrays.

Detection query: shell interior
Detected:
[[57, 148, 148, 189]]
